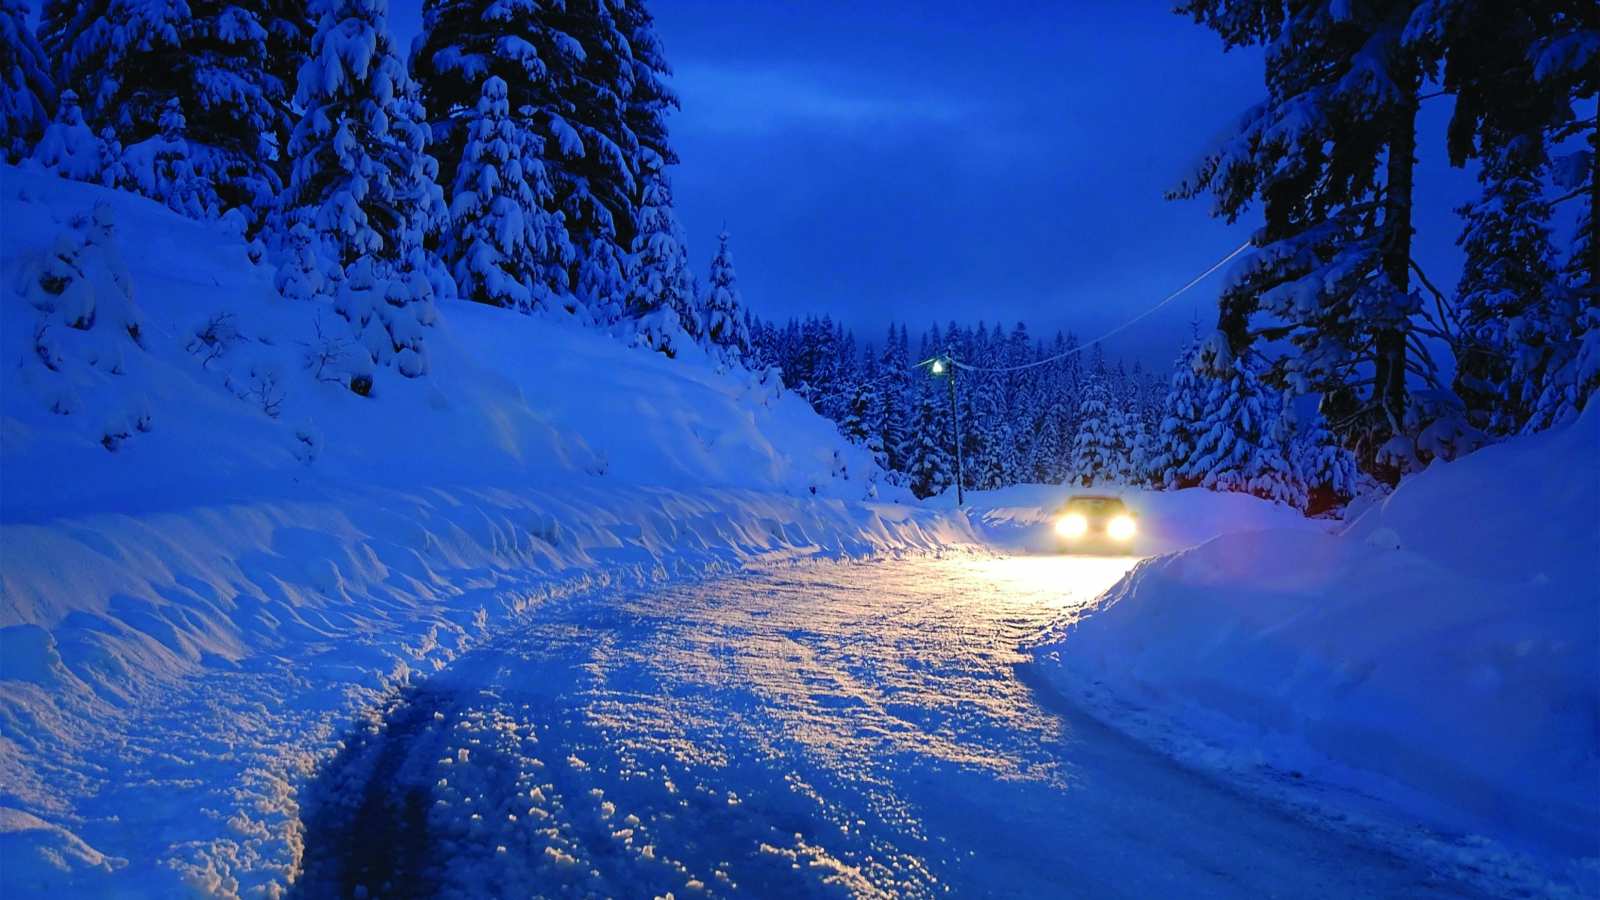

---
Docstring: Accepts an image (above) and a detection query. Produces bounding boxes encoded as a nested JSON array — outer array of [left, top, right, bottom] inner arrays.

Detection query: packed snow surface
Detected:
[[291, 556, 1489, 899], [1032, 408, 1600, 894]]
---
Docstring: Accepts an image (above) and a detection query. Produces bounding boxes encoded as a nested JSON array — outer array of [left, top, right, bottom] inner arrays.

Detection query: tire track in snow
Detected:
[[294, 556, 1491, 898]]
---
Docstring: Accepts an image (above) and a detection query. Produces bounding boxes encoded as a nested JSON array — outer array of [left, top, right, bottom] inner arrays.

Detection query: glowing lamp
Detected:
[[930, 358, 946, 375], [1107, 515, 1137, 541]]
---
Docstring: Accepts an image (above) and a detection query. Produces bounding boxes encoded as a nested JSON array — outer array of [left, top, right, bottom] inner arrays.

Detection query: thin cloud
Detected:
[[672, 61, 969, 134]]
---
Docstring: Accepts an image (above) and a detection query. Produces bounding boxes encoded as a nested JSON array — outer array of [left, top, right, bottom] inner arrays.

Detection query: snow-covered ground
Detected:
[[4, 164, 1595, 898], [0, 168, 978, 895], [1031, 408, 1600, 895], [289, 556, 1490, 899]]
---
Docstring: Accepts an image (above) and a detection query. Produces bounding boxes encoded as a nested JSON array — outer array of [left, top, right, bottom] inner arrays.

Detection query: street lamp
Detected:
[[921, 353, 963, 506]]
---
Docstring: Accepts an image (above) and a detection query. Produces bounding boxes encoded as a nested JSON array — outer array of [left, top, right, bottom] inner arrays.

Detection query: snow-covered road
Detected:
[[293, 556, 1481, 898]]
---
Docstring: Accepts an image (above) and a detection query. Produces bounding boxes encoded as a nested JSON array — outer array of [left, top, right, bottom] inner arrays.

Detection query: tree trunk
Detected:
[[1376, 91, 1419, 444], [1588, 114, 1599, 299]]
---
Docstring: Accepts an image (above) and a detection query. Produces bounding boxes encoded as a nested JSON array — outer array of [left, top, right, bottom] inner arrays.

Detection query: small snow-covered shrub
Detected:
[[12, 202, 148, 446], [292, 423, 324, 464], [187, 313, 243, 368], [630, 306, 686, 359], [300, 314, 358, 386], [28, 90, 114, 185], [274, 220, 329, 301], [226, 361, 285, 419]]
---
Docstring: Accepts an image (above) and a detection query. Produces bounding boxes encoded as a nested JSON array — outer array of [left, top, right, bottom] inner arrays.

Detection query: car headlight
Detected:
[[1055, 513, 1088, 538], [1107, 515, 1137, 541]]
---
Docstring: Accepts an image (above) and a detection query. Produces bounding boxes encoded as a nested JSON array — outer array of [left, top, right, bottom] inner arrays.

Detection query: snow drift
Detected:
[[1031, 406, 1600, 888], [0, 167, 977, 896]]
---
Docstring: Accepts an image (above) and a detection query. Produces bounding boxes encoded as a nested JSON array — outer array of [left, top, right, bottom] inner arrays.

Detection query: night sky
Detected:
[[291, 3, 1485, 365], [632, 1, 1478, 365]]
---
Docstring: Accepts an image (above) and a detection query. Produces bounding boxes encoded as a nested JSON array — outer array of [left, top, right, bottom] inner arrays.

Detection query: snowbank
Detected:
[[966, 482, 1328, 556], [0, 167, 978, 895], [1030, 408, 1600, 890]]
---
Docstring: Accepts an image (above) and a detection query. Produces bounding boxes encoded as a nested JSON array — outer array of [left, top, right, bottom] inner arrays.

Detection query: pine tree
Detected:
[[703, 229, 749, 359], [841, 381, 874, 444], [1451, 133, 1560, 435], [283, 0, 446, 271], [1069, 373, 1123, 487], [905, 388, 953, 499], [1107, 376, 1143, 484], [115, 98, 219, 218], [274, 219, 325, 300], [546, 0, 648, 318], [627, 170, 696, 356], [1279, 395, 1359, 515], [1405, 1, 1597, 434], [619, 0, 676, 184], [282, 0, 448, 378], [1175, 0, 1430, 481], [1180, 335, 1298, 504], [409, 0, 567, 186], [446, 75, 572, 312], [1028, 399, 1067, 484], [1, 0, 54, 163], [880, 324, 911, 473], [29, 87, 112, 182], [40, 0, 307, 222], [1143, 338, 1209, 489]]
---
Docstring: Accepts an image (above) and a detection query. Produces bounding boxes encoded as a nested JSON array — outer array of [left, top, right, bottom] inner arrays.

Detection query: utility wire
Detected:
[[921, 239, 1253, 376]]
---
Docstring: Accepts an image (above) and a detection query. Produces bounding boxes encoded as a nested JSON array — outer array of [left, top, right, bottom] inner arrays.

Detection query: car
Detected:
[[1052, 494, 1138, 549]]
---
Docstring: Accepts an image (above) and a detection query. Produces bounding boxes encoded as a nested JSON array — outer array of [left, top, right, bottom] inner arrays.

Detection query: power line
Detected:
[[923, 239, 1253, 376]]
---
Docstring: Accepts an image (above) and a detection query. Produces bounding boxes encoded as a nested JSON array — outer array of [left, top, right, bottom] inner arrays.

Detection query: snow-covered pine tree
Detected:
[[274, 220, 325, 300], [627, 170, 696, 356], [446, 76, 572, 312], [1, 0, 54, 163], [284, 0, 445, 270], [40, 0, 307, 223], [409, 0, 569, 188], [1278, 394, 1358, 515], [282, 0, 448, 379], [618, 0, 676, 192], [1125, 372, 1150, 485], [905, 387, 953, 499], [546, 0, 640, 320], [1401, 1, 1597, 434], [1028, 398, 1066, 484], [841, 380, 874, 444], [29, 87, 112, 183], [1068, 373, 1119, 487], [1179, 334, 1298, 504], [1520, 6, 1599, 431], [1176, 0, 1431, 481], [116, 98, 219, 218], [879, 324, 911, 473], [703, 229, 749, 360], [1142, 338, 1208, 489], [1450, 132, 1560, 435]]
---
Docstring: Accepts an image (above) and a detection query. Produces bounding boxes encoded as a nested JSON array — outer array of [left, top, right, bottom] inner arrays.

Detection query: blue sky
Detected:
[[46, 0, 1483, 366], [630, 2, 1479, 364]]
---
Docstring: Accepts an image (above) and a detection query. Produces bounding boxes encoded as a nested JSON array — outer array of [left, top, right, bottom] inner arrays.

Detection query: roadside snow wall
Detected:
[[1031, 406, 1600, 887]]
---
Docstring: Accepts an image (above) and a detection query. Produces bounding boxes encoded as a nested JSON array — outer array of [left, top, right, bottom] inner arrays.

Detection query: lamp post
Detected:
[[923, 353, 964, 507]]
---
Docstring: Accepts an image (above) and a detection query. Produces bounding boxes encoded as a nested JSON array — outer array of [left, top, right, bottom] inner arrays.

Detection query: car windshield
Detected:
[[1063, 497, 1126, 515]]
